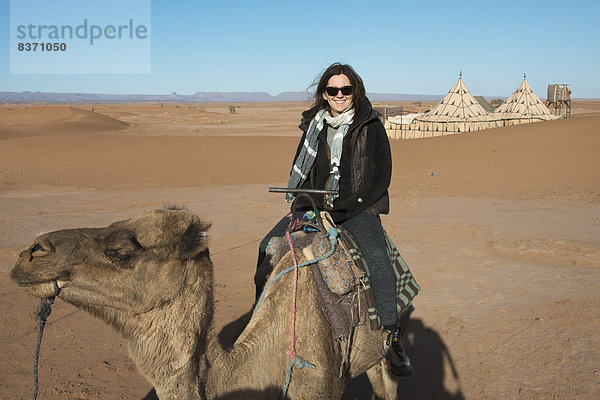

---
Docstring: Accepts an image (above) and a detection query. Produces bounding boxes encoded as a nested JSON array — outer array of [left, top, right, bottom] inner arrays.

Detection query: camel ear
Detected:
[[178, 218, 211, 260]]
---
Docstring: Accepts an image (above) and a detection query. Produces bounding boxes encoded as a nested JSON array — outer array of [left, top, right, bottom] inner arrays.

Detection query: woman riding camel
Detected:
[[256, 62, 412, 377]]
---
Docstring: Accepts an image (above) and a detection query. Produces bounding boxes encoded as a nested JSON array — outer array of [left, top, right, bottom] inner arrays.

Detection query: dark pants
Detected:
[[255, 212, 398, 327]]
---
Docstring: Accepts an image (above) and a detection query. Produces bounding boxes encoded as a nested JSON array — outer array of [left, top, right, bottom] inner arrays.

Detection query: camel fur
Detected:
[[10, 208, 401, 399]]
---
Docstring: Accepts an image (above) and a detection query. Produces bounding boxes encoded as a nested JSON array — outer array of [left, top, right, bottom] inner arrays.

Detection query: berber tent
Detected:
[[406, 74, 499, 138], [493, 75, 560, 125]]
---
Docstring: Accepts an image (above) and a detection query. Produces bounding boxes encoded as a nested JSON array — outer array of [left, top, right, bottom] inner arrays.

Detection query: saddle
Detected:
[[257, 210, 420, 340]]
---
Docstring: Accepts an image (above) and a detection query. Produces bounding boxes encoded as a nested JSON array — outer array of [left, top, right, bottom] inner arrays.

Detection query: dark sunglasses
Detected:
[[325, 86, 352, 96]]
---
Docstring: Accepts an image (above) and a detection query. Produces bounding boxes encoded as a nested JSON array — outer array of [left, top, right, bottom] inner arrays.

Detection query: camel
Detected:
[[10, 208, 403, 400]]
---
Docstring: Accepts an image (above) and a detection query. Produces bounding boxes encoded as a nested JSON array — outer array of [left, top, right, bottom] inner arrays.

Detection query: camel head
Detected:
[[10, 208, 212, 320]]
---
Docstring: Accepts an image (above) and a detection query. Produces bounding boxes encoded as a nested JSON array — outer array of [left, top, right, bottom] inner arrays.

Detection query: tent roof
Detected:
[[415, 76, 496, 123], [388, 113, 422, 125], [493, 78, 558, 120], [474, 96, 495, 113]]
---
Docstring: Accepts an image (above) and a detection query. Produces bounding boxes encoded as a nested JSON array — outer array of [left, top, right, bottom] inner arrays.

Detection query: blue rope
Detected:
[[33, 297, 54, 400], [254, 227, 338, 313], [281, 355, 315, 399]]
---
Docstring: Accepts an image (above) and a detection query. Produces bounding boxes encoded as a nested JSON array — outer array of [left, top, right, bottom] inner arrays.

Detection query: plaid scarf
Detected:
[[287, 108, 354, 207]]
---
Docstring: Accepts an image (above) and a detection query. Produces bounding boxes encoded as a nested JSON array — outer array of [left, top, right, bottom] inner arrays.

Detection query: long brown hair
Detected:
[[304, 62, 366, 122]]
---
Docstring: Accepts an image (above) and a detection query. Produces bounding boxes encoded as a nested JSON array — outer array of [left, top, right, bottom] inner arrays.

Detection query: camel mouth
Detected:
[[23, 281, 59, 299], [12, 278, 61, 299], [12, 276, 54, 286], [10, 258, 70, 289]]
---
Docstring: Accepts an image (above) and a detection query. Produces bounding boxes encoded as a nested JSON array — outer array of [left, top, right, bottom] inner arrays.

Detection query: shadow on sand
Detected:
[[343, 315, 465, 400], [144, 311, 464, 399]]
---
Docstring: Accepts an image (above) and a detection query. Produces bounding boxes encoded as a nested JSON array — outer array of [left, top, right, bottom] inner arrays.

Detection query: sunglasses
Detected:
[[325, 86, 353, 96]]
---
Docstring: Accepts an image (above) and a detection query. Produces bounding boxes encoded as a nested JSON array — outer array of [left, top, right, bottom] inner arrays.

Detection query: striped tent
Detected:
[[402, 74, 499, 138], [493, 76, 560, 126]]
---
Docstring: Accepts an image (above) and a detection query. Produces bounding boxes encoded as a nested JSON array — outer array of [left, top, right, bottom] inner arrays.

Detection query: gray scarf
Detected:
[[286, 108, 354, 207]]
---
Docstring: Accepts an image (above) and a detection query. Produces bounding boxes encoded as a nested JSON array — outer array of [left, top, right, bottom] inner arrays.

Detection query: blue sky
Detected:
[[1, 0, 599, 98]]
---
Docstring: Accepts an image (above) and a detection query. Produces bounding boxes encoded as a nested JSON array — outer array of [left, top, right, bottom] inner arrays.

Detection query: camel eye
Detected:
[[103, 231, 144, 266], [105, 248, 133, 263]]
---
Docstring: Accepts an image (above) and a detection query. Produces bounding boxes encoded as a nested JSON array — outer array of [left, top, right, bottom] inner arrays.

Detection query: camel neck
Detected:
[[202, 289, 300, 398], [126, 259, 215, 400]]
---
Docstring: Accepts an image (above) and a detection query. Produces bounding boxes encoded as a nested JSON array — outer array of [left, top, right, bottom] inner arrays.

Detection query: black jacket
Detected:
[[291, 97, 391, 223]]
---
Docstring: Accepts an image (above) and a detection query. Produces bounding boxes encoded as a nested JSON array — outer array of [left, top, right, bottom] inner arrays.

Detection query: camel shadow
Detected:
[[343, 316, 465, 399]]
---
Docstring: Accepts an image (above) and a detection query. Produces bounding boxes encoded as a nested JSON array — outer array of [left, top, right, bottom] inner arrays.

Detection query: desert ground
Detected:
[[1, 100, 599, 399]]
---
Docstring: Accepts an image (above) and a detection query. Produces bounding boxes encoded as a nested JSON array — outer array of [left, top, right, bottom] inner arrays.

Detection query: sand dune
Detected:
[[0, 135, 298, 190], [0, 106, 128, 140]]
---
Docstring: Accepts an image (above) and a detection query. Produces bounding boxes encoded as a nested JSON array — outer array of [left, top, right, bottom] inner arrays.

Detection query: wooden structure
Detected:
[[546, 84, 571, 118]]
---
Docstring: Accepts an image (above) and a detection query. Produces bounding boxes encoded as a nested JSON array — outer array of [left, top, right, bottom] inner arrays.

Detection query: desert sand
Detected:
[[1, 100, 599, 399]]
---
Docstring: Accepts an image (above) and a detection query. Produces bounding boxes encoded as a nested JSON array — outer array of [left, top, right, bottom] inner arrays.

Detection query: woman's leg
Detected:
[[340, 213, 398, 328], [254, 215, 293, 299], [341, 213, 413, 376]]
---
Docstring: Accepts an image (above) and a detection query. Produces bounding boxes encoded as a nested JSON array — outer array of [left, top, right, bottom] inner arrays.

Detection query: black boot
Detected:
[[382, 328, 414, 377]]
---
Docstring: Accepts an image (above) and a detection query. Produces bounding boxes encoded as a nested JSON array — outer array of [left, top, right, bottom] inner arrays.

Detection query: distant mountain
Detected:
[[0, 90, 445, 103], [367, 93, 444, 101], [191, 91, 276, 102]]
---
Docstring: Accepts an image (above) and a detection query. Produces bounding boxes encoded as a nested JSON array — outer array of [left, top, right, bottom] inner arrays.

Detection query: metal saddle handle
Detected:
[[269, 187, 339, 235]]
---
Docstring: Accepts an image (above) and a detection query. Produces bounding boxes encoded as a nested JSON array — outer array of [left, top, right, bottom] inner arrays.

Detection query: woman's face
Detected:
[[322, 74, 353, 117]]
